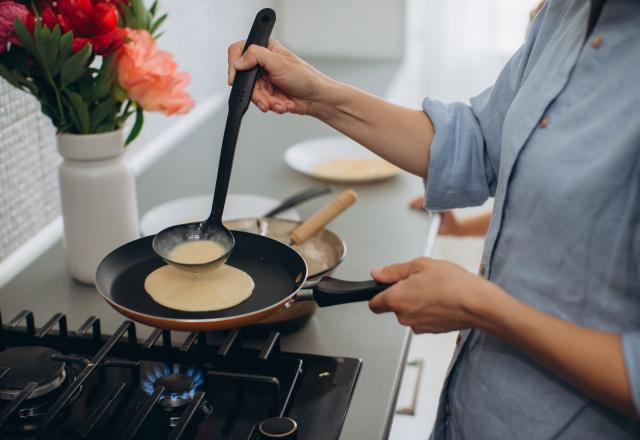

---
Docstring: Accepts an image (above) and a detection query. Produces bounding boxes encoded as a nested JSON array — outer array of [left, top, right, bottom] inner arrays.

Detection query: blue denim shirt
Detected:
[[423, 1, 640, 438]]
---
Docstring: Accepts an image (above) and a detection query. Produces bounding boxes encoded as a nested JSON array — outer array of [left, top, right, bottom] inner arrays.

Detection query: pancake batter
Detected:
[[144, 264, 254, 312], [168, 240, 226, 265]]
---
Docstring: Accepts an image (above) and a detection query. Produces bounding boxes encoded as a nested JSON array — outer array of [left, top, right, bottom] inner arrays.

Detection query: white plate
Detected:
[[284, 136, 400, 183], [140, 194, 301, 236]]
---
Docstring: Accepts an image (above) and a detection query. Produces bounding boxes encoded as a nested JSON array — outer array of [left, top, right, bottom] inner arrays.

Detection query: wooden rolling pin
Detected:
[[290, 189, 357, 245]]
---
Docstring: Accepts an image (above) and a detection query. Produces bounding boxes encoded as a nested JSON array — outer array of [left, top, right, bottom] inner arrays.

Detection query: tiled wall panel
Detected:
[[0, 85, 59, 261]]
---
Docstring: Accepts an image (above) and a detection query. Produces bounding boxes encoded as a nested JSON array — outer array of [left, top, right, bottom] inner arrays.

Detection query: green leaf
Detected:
[[13, 18, 36, 58], [125, 0, 152, 30], [33, 21, 50, 68], [64, 90, 90, 133], [90, 98, 115, 131], [44, 25, 61, 73], [0, 63, 23, 90], [60, 43, 92, 88], [149, 0, 159, 16], [11, 69, 38, 94], [94, 56, 115, 100], [150, 13, 167, 35], [125, 105, 144, 145], [52, 31, 74, 75], [76, 74, 94, 102]]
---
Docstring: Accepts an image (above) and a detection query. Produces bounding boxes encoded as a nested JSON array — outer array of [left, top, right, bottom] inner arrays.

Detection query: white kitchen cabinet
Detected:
[[274, 0, 407, 60]]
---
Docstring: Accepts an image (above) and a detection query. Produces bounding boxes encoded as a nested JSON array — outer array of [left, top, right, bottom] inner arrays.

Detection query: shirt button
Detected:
[[538, 116, 550, 128], [444, 403, 450, 415], [592, 35, 603, 49], [479, 263, 486, 276], [456, 334, 462, 345]]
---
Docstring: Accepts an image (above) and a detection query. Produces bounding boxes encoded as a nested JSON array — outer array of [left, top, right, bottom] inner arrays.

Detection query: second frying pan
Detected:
[[96, 231, 388, 331]]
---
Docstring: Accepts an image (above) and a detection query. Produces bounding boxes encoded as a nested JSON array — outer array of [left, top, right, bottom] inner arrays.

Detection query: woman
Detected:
[[228, 0, 640, 438]]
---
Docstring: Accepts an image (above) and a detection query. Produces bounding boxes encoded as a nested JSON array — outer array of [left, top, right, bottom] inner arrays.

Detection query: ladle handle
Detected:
[[291, 190, 357, 244], [210, 8, 276, 223], [263, 185, 332, 218]]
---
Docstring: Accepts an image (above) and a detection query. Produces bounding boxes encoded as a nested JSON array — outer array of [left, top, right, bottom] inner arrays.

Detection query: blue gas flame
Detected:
[[141, 364, 204, 403]]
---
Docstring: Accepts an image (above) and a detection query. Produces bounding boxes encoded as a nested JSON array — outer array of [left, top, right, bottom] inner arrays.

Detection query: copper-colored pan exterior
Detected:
[[103, 292, 297, 332]]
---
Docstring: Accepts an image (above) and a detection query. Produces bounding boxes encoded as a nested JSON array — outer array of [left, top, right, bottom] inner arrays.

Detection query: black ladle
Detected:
[[152, 8, 276, 273]]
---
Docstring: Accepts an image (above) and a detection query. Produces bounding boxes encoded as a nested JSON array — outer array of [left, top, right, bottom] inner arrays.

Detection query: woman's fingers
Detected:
[[371, 258, 427, 283], [234, 44, 281, 73], [369, 290, 394, 314], [228, 40, 283, 84], [253, 77, 272, 112], [368, 282, 404, 314], [227, 40, 245, 85]]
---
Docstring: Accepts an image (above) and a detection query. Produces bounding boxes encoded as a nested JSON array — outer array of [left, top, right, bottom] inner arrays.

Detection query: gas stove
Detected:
[[0, 310, 361, 439]]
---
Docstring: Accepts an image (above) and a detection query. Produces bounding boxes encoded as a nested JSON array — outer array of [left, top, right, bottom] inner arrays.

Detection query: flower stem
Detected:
[[45, 69, 66, 128]]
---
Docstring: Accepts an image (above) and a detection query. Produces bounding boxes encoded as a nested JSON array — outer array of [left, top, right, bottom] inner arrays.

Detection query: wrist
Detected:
[[462, 277, 507, 331], [308, 78, 350, 120]]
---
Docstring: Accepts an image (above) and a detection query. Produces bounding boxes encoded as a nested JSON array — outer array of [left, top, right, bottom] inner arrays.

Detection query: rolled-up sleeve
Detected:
[[622, 331, 640, 414], [422, 97, 498, 210], [422, 6, 546, 211]]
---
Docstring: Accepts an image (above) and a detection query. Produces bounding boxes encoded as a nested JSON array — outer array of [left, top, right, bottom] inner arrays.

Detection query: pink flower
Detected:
[[0, 1, 30, 53], [115, 28, 194, 116]]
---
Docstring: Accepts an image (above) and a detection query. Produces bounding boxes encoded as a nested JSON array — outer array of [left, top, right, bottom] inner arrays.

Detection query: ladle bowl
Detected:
[[152, 221, 235, 273]]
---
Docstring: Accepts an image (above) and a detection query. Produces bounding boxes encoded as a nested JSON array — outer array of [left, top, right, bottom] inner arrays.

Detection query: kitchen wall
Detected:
[[0, 0, 272, 266], [0, 85, 58, 262]]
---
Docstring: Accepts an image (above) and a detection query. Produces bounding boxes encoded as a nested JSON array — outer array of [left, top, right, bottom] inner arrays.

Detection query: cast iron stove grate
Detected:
[[0, 309, 361, 439]]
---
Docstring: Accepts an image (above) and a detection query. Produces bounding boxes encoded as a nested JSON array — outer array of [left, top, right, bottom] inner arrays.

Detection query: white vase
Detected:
[[57, 129, 139, 285]]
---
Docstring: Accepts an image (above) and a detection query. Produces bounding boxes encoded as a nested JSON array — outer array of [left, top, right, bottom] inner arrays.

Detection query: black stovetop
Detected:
[[0, 310, 361, 439]]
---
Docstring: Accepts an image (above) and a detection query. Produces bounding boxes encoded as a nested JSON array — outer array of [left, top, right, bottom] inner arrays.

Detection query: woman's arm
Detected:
[[475, 281, 635, 416], [228, 40, 433, 177], [368, 258, 636, 417], [312, 80, 433, 176]]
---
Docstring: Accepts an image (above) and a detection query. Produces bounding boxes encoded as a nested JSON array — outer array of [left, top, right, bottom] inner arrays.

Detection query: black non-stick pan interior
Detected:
[[96, 231, 308, 321]]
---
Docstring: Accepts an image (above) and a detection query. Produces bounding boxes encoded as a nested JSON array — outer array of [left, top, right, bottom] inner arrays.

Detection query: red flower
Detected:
[[38, 0, 125, 55], [0, 1, 30, 53]]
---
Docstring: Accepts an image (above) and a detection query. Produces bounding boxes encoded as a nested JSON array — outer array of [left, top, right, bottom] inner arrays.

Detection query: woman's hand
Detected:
[[369, 257, 491, 333], [370, 260, 636, 417], [227, 39, 332, 115]]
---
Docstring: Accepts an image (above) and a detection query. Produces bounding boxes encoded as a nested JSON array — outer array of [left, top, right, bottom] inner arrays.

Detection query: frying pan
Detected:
[[95, 8, 389, 331], [96, 232, 387, 331]]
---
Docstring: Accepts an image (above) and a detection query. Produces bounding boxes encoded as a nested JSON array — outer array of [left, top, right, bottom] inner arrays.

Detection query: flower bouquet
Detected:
[[0, 0, 194, 144], [0, 0, 195, 283]]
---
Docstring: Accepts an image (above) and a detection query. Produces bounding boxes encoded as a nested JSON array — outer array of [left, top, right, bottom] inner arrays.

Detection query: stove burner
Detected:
[[0, 347, 66, 400], [142, 365, 204, 408]]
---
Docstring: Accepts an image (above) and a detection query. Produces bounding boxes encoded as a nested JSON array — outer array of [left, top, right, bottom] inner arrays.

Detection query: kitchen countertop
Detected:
[[0, 58, 438, 439]]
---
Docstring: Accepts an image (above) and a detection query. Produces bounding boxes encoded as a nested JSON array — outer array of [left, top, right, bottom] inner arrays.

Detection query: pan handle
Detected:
[[311, 277, 391, 307]]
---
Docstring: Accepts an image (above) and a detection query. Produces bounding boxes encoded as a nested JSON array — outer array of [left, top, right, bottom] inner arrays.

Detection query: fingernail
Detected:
[[233, 57, 244, 68], [371, 268, 382, 276], [257, 101, 266, 111], [274, 104, 285, 113]]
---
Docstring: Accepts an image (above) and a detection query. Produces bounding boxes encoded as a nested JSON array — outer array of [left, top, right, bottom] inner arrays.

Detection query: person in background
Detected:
[[227, 0, 640, 438], [410, 196, 491, 236]]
